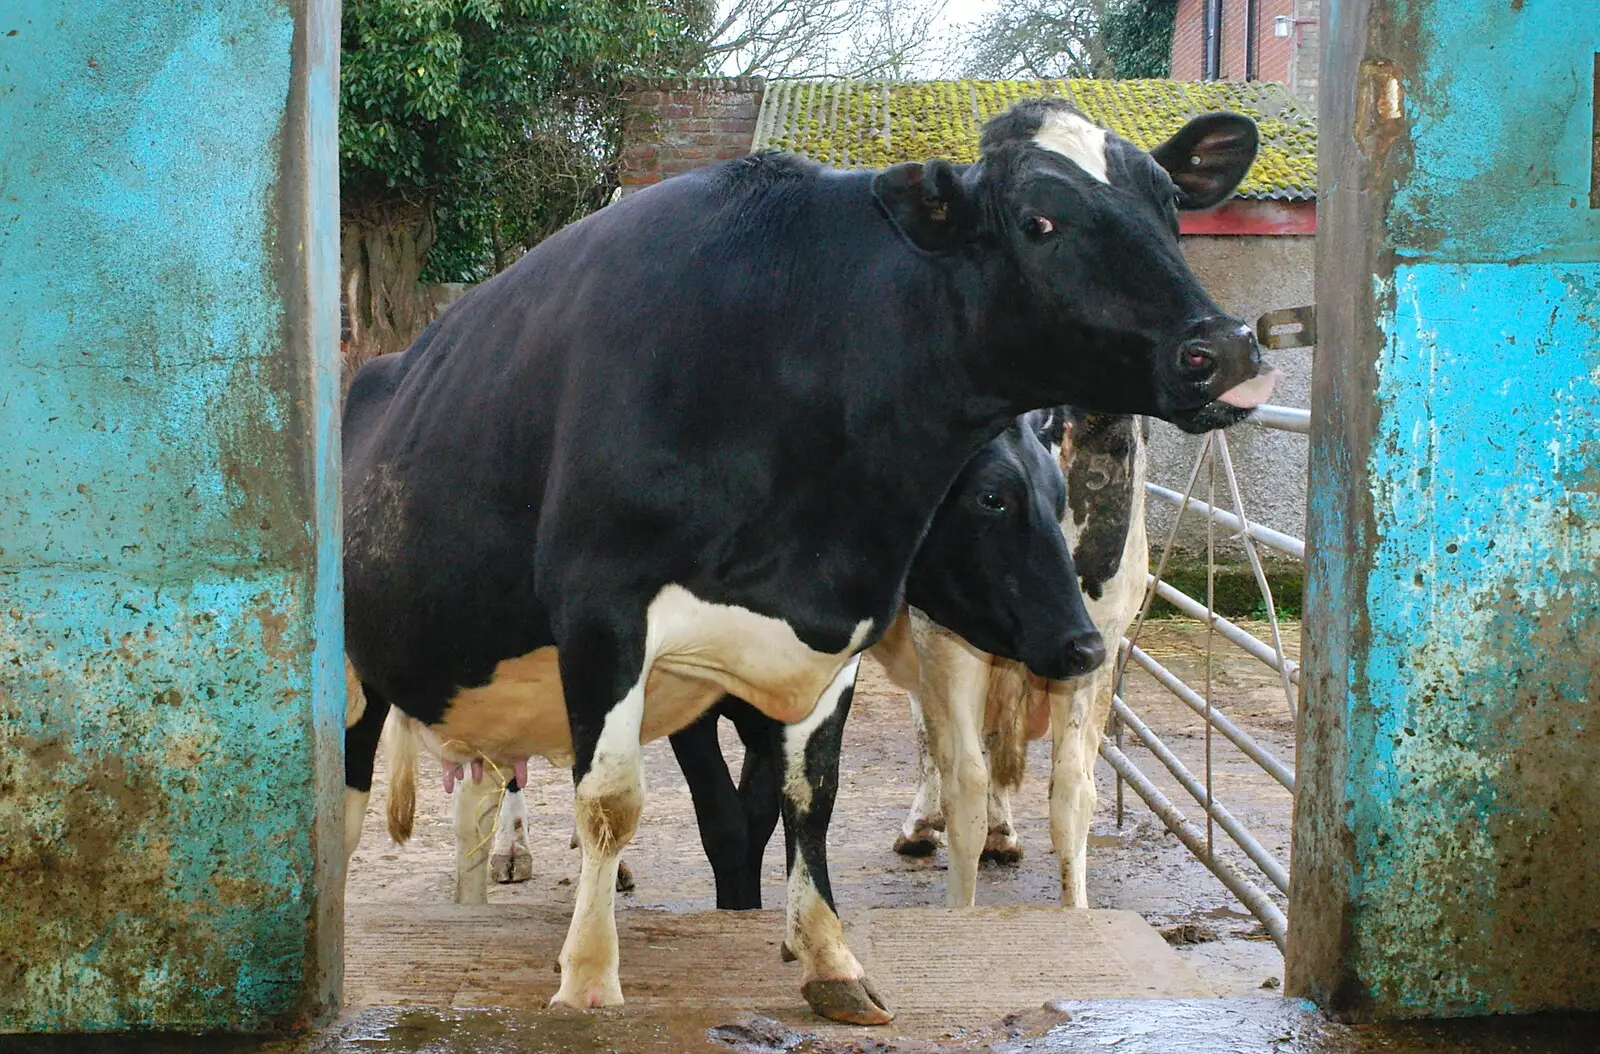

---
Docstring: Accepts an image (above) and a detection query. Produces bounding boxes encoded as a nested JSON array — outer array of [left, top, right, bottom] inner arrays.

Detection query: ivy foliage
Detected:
[[340, 0, 696, 280], [1102, 0, 1177, 79]]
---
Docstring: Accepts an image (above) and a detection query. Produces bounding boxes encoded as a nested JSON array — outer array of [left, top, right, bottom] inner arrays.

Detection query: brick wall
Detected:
[[618, 77, 765, 195], [1171, 0, 1206, 79], [1169, 0, 1296, 83], [1287, 0, 1320, 107]]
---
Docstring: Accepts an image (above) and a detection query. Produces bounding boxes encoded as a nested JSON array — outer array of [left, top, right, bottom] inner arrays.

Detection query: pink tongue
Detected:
[[1216, 367, 1281, 409], [513, 758, 528, 788]]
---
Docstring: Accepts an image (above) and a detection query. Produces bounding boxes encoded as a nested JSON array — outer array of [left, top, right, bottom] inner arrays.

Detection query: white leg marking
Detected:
[[783, 659, 865, 984], [452, 769, 499, 905], [343, 787, 369, 862], [983, 770, 1023, 862], [907, 617, 991, 907], [782, 657, 861, 816], [1033, 109, 1109, 184], [895, 693, 945, 852], [490, 783, 533, 884], [1049, 671, 1106, 909], [553, 675, 647, 1010]]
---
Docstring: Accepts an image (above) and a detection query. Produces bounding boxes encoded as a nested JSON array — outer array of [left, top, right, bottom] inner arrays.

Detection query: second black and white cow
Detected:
[[341, 97, 1272, 1023], [375, 410, 1098, 910], [892, 411, 1150, 908]]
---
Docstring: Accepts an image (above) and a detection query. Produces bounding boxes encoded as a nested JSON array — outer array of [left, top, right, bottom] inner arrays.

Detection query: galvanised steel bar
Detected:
[[1113, 697, 1291, 895], [1100, 741, 1288, 951], [1124, 642, 1297, 793], [1144, 483, 1305, 560], [1150, 578, 1302, 684]]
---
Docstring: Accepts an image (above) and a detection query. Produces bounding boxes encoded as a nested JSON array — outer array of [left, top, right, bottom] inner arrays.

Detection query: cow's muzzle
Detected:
[[1030, 626, 1107, 680], [1164, 317, 1280, 435]]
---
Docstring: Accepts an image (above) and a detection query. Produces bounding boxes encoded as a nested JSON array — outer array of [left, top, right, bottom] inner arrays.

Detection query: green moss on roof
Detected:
[[751, 79, 1316, 201]]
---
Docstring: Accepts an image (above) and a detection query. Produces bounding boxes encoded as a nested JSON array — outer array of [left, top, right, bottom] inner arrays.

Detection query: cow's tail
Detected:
[[384, 707, 418, 845], [985, 657, 1033, 790]]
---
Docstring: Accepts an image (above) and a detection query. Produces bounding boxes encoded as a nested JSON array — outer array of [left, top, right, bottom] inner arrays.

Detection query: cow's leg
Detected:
[[490, 776, 534, 884], [783, 659, 892, 1025], [1048, 670, 1108, 909], [981, 769, 1023, 864], [453, 763, 499, 905], [727, 700, 784, 901], [552, 621, 649, 1010], [893, 693, 944, 856], [343, 675, 390, 863], [913, 638, 991, 907], [669, 705, 758, 909]]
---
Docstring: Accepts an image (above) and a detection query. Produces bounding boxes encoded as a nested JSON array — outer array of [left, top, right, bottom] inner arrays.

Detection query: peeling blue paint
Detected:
[[0, 0, 341, 1032], [1293, 0, 1600, 1020], [1388, 2, 1600, 264], [1359, 263, 1600, 1013]]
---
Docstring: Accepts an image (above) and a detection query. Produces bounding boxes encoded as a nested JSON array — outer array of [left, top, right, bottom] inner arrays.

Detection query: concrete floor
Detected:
[[5, 623, 1594, 1051], [3, 1000, 1596, 1053]]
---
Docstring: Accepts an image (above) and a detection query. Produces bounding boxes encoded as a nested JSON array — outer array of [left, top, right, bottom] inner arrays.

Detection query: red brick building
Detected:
[[1170, 0, 1319, 105]]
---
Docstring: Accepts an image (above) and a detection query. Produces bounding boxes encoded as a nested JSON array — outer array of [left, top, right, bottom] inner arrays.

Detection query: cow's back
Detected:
[[340, 156, 967, 713]]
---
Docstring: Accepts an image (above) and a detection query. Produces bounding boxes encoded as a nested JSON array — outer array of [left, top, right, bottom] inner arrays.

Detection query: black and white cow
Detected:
[[893, 410, 1150, 908], [376, 409, 1099, 910], [341, 97, 1272, 1023]]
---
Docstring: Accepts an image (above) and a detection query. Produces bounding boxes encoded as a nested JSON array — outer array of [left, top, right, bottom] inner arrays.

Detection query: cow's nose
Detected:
[[1177, 317, 1259, 380], [1061, 629, 1106, 677]]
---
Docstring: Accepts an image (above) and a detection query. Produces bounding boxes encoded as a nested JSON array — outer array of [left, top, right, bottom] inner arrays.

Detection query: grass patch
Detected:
[[1145, 565, 1304, 620]]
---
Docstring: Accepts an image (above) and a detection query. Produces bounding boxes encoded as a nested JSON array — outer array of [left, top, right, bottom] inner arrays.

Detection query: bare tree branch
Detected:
[[959, 0, 1114, 80], [690, 0, 951, 79]]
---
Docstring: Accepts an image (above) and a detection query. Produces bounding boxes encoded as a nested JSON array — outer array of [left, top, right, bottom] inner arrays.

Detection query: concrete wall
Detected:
[[1147, 235, 1315, 574], [0, 1, 343, 1031], [1289, 0, 1600, 1019]]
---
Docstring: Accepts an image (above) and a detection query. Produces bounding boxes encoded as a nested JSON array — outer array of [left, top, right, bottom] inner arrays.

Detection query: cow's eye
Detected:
[[1025, 215, 1055, 237], [977, 491, 1007, 512]]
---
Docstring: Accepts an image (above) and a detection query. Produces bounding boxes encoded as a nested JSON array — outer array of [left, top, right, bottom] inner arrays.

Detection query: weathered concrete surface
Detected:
[[1148, 235, 1315, 574], [2, 999, 1594, 1053], [0, 0, 342, 1031], [1289, 0, 1600, 1021]]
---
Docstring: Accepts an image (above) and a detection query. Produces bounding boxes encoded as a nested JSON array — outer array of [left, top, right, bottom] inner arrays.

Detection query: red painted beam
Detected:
[[1180, 199, 1316, 236]]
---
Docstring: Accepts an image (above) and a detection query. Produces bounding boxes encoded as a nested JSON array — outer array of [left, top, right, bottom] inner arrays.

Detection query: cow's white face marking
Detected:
[[1033, 109, 1109, 185]]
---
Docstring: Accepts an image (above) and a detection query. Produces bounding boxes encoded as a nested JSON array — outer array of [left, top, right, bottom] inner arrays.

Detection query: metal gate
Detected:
[[1100, 310, 1312, 953]]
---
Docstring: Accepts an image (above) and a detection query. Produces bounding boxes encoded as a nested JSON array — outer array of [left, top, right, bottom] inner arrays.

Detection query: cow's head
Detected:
[[873, 98, 1277, 434], [905, 412, 1103, 680]]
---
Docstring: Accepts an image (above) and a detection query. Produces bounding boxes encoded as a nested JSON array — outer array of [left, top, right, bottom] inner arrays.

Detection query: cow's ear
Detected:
[[873, 159, 976, 251], [1151, 112, 1258, 211]]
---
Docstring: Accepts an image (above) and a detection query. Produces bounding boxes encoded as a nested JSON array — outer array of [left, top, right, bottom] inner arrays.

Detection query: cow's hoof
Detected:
[[981, 827, 1024, 865], [780, 941, 796, 963], [551, 975, 624, 1010], [802, 976, 894, 1026], [893, 824, 942, 857], [615, 859, 635, 892], [491, 844, 534, 884]]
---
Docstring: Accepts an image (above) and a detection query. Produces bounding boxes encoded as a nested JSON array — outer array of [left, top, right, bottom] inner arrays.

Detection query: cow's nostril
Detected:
[[1179, 340, 1216, 377], [1070, 632, 1107, 673]]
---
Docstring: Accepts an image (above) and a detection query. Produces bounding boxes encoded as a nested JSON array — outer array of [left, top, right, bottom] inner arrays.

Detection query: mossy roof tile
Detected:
[[750, 79, 1316, 201]]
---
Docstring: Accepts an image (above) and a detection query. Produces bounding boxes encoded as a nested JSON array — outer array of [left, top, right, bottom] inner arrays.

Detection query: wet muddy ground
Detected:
[[345, 619, 1299, 998]]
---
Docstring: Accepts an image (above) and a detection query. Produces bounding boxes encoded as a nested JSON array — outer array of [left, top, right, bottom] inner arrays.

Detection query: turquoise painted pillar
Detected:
[[1289, 0, 1600, 1020], [0, 1, 342, 1032]]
